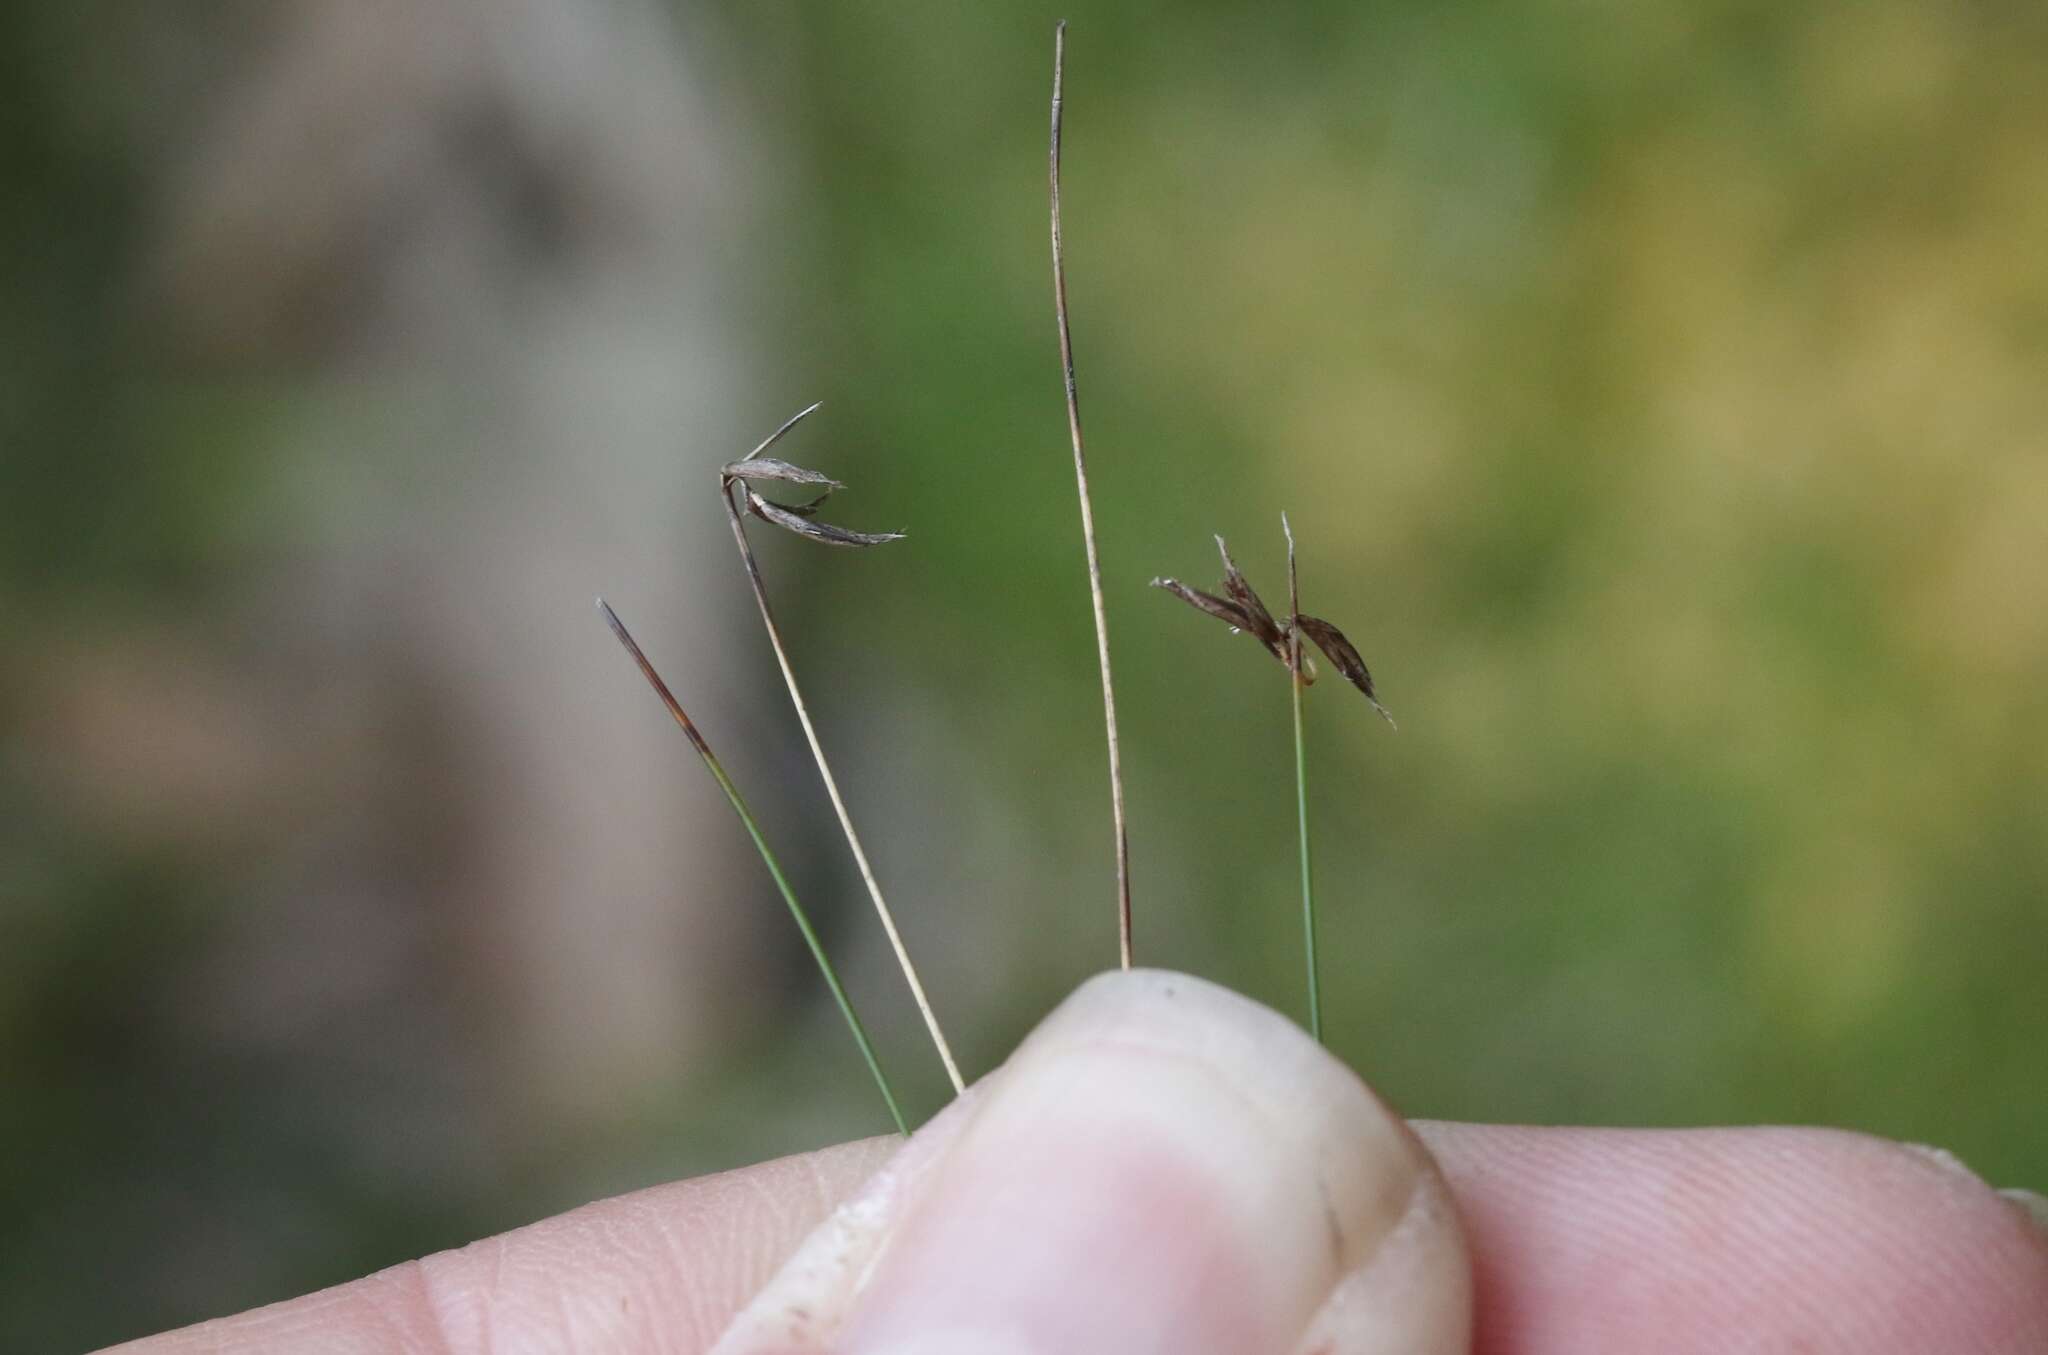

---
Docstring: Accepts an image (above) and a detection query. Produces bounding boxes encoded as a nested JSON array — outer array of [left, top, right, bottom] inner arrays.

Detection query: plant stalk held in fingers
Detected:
[[719, 406, 965, 1095]]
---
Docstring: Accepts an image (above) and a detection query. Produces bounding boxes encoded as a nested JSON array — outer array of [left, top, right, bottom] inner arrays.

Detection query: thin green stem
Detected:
[[598, 598, 908, 1135], [1291, 660, 1319, 1043], [1282, 512, 1320, 1042]]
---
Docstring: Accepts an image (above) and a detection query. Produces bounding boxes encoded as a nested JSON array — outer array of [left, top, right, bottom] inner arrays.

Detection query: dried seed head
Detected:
[[717, 405, 902, 549]]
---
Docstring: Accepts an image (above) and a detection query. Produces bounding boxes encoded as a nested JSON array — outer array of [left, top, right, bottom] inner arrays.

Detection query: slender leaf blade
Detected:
[[1151, 577, 1254, 631], [1297, 613, 1395, 725]]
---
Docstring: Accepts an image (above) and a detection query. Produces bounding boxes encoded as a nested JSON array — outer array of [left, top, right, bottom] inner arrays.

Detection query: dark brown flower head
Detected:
[[1152, 530, 1397, 727]]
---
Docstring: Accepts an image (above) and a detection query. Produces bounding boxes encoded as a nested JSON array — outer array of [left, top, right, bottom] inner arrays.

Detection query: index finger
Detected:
[[105, 1137, 897, 1355]]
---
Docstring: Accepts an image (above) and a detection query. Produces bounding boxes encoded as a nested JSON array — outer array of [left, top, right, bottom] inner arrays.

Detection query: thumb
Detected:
[[711, 969, 1471, 1355]]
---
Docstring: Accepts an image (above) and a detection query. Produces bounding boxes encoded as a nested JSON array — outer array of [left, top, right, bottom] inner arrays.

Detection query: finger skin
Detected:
[[713, 970, 1469, 1355], [1416, 1121, 2048, 1355], [106, 1124, 2048, 1354], [102, 1137, 897, 1355]]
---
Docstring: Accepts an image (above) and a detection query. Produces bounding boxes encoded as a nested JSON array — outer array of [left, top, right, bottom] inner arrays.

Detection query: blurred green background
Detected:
[[6, 2, 2046, 1348]]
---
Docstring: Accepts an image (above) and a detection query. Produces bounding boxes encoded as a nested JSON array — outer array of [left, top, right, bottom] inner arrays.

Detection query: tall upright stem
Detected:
[[721, 480, 966, 1095], [1284, 513, 1321, 1042], [1050, 21, 1134, 969], [1291, 656, 1320, 1042], [597, 599, 908, 1133]]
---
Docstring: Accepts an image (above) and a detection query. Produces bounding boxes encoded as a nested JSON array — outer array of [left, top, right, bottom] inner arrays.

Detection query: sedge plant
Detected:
[[1152, 524, 1393, 1041]]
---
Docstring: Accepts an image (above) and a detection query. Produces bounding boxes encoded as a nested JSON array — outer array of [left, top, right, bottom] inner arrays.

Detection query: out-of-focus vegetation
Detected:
[[5, 2, 2046, 1349]]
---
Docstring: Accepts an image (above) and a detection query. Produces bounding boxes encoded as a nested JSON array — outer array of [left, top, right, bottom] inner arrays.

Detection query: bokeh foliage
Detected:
[[724, 0, 2046, 1161]]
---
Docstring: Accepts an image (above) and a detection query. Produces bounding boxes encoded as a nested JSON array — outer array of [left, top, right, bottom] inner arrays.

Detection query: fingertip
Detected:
[[717, 968, 1472, 1355]]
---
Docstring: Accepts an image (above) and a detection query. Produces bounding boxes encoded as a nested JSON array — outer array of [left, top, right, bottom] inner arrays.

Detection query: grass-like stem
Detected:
[[1283, 513, 1321, 1042], [1050, 21, 1135, 969], [720, 411, 966, 1095]]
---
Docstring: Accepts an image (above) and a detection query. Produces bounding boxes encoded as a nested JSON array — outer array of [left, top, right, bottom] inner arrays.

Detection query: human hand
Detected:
[[111, 971, 2048, 1354]]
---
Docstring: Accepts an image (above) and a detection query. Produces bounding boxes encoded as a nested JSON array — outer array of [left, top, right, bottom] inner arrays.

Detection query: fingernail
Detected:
[[713, 969, 1469, 1355], [2002, 1188, 2048, 1238]]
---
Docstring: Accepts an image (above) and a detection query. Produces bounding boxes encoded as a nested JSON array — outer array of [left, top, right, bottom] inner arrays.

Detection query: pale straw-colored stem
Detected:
[[1050, 21, 1134, 969], [720, 452, 965, 1095]]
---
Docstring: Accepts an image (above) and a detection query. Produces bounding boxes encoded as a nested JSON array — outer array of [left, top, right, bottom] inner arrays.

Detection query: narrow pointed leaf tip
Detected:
[[1295, 614, 1397, 726], [739, 401, 825, 463], [759, 490, 834, 519], [1151, 577, 1253, 632], [740, 485, 905, 548]]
